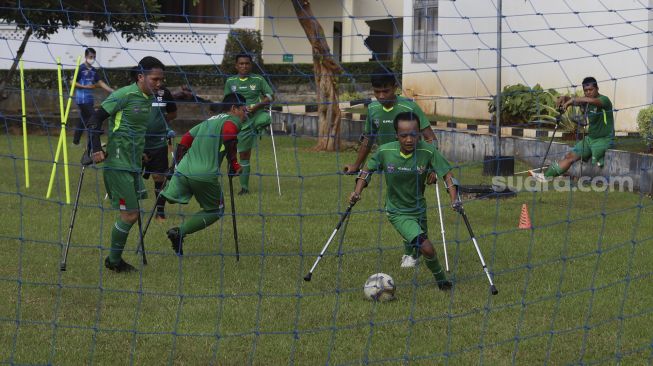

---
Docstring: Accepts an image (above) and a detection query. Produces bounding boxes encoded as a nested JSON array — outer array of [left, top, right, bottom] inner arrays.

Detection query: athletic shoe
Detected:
[[238, 188, 249, 196], [104, 257, 137, 273], [437, 280, 453, 291], [528, 170, 549, 183], [400, 255, 418, 268], [167, 227, 184, 255]]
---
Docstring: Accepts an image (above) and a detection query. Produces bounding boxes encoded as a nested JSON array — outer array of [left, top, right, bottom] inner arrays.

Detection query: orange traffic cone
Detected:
[[518, 203, 532, 229]]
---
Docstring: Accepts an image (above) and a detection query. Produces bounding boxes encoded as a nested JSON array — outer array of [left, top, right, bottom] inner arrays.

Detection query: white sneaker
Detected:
[[400, 255, 418, 268], [528, 170, 549, 183]]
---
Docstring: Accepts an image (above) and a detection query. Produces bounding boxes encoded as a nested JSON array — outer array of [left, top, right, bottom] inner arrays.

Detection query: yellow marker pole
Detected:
[[46, 59, 66, 199], [19, 59, 29, 188], [46, 57, 81, 203], [60, 56, 82, 204]]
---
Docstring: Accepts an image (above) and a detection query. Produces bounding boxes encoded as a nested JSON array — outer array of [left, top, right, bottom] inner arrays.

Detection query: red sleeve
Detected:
[[180, 132, 194, 148], [222, 120, 238, 141]]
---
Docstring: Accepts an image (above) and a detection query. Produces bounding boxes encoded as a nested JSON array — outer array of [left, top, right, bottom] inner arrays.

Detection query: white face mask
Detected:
[[86, 57, 96, 65]]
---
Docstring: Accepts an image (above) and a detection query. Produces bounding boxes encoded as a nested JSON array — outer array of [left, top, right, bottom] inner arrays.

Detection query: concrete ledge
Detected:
[[270, 111, 653, 193]]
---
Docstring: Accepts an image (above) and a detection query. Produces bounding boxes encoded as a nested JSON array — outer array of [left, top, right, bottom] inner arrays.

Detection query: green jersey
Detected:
[[585, 94, 614, 139], [224, 74, 273, 131], [101, 83, 156, 171], [364, 96, 431, 145], [145, 88, 177, 149], [177, 113, 242, 183], [367, 140, 452, 215]]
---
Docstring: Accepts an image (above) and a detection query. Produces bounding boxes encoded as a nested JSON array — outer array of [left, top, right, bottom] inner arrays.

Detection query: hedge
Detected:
[[6, 61, 393, 90]]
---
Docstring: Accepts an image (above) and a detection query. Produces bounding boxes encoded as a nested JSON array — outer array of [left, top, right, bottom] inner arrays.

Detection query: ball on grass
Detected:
[[363, 273, 396, 302]]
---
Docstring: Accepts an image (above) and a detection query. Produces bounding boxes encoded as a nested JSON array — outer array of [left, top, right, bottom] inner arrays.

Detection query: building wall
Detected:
[[260, 0, 403, 63], [0, 18, 257, 70], [402, 0, 651, 132]]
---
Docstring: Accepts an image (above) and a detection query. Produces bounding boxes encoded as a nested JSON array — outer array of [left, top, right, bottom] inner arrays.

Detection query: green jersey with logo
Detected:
[[224, 74, 273, 131], [177, 113, 242, 183], [367, 140, 452, 215], [364, 96, 431, 145], [101, 83, 155, 171], [585, 94, 614, 139], [145, 88, 177, 149]]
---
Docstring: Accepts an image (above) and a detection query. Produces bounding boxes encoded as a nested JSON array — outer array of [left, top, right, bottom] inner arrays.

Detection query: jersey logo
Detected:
[[373, 118, 380, 128], [386, 164, 395, 173], [249, 84, 257, 90], [417, 165, 426, 174], [231, 85, 237, 92]]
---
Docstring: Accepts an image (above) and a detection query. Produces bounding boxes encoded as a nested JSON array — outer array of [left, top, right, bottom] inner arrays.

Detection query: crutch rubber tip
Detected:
[[303, 273, 312, 282], [59, 263, 66, 271], [490, 285, 498, 295]]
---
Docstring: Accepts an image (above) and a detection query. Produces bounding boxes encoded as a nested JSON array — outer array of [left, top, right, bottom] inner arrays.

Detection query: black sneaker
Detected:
[[167, 227, 184, 255], [104, 257, 137, 273], [437, 280, 453, 291], [237, 188, 249, 196]]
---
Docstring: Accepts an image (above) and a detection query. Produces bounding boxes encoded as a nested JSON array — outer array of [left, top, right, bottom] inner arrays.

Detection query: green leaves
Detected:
[[0, 0, 161, 41], [488, 83, 559, 125], [636, 105, 653, 144]]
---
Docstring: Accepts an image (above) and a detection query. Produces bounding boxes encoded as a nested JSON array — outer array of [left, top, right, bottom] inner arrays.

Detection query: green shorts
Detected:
[[237, 110, 271, 153], [103, 169, 147, 211], [387, 212, 428, 246], [237, 128, 258, 153], [162, 174, 225, 212], [572, 136, 612, 165]]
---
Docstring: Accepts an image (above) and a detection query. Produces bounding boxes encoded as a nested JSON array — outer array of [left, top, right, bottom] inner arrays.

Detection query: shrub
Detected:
[[220, 28, 264, 74], [637, 105, 653, 145], [392, 44, 403, 77], [488, 83, 558, 125]]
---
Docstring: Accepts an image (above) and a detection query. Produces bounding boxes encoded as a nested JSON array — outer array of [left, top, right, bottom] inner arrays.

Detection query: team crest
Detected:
[[417, 165, 426, 174], [387, 164, 395, 173], [373, 118, 380, 128], [249, 84, 256, 90], [231, 85, 237, 92]]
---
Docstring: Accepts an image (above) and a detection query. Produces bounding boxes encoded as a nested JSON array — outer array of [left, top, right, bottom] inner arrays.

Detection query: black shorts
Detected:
[[143, 146, 169, 176]]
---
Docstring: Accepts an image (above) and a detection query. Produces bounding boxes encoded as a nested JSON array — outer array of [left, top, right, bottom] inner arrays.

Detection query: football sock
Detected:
[[109, 219, 134, 264], [239, 160, 250, 191], [425, 255, 447, 283], [180, 210, 221, 236], [544, 161, 566, 178], [154, 180, 166, 215]]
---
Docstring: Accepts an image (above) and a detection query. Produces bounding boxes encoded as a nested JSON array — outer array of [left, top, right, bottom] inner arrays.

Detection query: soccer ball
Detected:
[[363, 273, 396, 302]]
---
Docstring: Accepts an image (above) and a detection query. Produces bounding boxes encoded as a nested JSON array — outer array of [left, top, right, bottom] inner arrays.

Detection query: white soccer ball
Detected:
[[363, 273, 396, 302]]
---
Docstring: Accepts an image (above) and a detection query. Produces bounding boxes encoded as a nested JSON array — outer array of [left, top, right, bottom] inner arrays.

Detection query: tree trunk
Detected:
[[291, 0, 342, 151], [0, 27, 33, 100]]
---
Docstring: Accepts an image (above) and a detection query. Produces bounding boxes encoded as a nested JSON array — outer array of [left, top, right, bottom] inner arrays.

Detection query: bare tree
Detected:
[[291, 0, 343, 151]]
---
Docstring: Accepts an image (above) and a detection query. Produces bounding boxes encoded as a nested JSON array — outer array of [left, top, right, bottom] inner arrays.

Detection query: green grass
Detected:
[[1, 133, 652, 365]]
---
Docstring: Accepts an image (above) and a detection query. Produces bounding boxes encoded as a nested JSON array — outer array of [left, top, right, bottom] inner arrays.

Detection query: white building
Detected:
[[257, 0, 403, 64], [0, 1, 256, 70], [402, 0, 652, 132], [0, 0, 403, 70]]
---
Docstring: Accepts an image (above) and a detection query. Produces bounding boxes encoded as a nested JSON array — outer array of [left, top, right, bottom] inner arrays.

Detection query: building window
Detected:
[[158, 0, 239, 24], [412, 0, 438, 63]]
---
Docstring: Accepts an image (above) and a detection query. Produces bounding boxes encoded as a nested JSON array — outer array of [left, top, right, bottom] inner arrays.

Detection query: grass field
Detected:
[[1, 132, 652, 365]]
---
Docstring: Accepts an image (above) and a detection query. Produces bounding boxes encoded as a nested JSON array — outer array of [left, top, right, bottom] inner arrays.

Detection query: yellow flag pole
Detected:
[[19, 59, 29, 188], [46, 58, 66, 199], [46, 57, 81, 203], [60, 56, 82, 204]]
